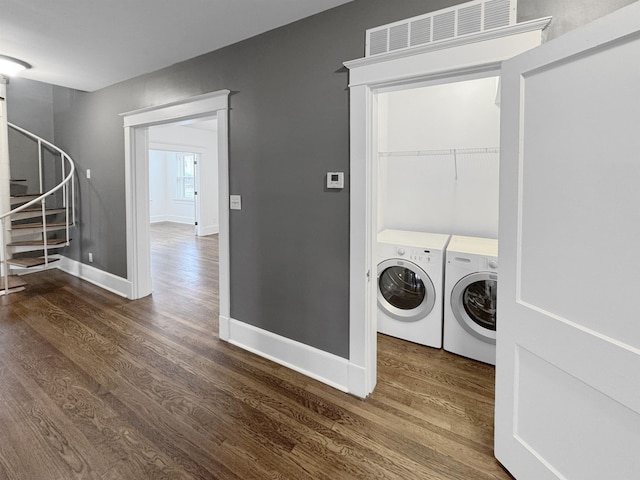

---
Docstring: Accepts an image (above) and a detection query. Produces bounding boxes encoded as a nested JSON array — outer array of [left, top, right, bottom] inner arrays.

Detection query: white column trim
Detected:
[[216, 107, 230, 340]]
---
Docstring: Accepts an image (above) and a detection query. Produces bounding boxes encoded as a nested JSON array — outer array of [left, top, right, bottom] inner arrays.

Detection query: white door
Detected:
[[495, 3, 640, 479]]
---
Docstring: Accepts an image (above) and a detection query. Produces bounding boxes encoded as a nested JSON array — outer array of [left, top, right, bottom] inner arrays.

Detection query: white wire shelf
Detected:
[[378, 147, 499, 157]]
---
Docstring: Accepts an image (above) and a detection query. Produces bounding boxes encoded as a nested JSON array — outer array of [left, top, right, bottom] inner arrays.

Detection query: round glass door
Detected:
[[451, 272, 497, 343], [377, 259, 435, 322]]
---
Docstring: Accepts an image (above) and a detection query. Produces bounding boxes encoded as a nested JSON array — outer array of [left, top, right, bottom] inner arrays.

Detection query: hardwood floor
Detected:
[[0, 222, 512, 479]]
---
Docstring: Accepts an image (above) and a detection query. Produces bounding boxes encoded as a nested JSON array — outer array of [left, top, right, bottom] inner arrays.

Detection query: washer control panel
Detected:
[[396, 247, 432, 263]]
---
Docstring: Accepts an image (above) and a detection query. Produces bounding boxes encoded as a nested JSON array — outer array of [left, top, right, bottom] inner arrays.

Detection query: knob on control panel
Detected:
[[489, 260, 498, 269], [397, 247, 406, 256]]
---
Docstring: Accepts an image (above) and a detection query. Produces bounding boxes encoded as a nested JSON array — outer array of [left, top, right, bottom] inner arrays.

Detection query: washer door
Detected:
[[377, 259, 436, 322], [451, 272, 497, 343]]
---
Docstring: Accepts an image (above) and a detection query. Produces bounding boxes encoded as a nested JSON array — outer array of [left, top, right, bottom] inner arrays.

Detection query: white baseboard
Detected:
[[225, 318, 366, 395], [151, 218, 217, 235], [150, 215, 194, 225], [198, 224, 219, 236], [166, 215, 194, 225], [57, 256, 131, 298]]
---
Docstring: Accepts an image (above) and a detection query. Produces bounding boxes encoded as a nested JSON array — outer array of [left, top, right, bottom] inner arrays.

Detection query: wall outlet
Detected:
[[88, 252, 93, 263]]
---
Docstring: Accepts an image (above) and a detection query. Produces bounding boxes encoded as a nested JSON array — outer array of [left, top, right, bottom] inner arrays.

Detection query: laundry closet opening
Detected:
[[374, 72, 501, 359], [376, 74, 500, 239], [345, 8, 548, 398]]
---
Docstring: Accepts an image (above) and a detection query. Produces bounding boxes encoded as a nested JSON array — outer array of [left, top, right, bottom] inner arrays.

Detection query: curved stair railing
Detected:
[[1, 122, 76, 294]]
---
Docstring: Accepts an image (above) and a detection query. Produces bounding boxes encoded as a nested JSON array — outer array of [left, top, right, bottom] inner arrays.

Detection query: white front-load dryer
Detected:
[[444, 235, 498, 365], [377, 229, 450, 348]]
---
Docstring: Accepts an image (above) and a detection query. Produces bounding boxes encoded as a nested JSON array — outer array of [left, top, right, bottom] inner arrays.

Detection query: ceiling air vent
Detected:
[[365, 0, 516, 57]]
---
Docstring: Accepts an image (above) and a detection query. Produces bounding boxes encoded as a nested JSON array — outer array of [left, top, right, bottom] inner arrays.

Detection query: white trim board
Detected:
[[150, 215, 194, 225], [199, 224, 219, 236], [225, 318, 366, 394], [57, 256, 131, 298]]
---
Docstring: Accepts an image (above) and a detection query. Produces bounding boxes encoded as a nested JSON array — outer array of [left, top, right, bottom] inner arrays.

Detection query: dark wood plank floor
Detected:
[[0, 222, 512, 479]]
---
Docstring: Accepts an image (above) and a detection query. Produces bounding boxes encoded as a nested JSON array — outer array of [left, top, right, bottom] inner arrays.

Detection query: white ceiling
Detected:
[[1, 0, 354, 92]]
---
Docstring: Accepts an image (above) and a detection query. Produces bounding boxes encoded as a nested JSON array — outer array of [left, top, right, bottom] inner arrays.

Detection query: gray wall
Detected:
[[6, 0, 636, 359], [6, 77, 54, 141], [518, 0, 637, 40], [49, 0, 470, 359], [6, 78, 55, 191]]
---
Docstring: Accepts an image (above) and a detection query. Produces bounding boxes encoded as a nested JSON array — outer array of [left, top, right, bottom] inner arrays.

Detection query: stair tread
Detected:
[[7, 257, 59, 268], [15, 207, 65, 213], [8, 238, 69, 247], [11, 208, 67, 221], [0, 275, 27, 289], [11, 222, 68, 230], [10, 194, 43, 205]]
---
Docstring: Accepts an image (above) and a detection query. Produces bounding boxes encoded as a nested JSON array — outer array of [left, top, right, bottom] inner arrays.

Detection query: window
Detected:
[[176, 153, 197, 201]]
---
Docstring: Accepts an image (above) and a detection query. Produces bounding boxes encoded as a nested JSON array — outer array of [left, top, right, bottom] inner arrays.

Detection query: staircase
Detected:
[[1, 122, 76, 295]]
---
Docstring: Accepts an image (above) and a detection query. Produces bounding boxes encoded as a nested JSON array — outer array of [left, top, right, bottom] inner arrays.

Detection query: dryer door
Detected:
[[377, 259, 436, 322], [451, 272, 497, 343]]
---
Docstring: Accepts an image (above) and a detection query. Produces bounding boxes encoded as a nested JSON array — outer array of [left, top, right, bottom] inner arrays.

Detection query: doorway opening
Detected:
[[147, 116, 219, 293], [121, 90, 230, 336], [149, 149, 199, 228], [148, 116, 219, 237]]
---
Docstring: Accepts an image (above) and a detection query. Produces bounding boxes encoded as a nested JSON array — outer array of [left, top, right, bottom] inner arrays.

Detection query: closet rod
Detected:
[[379, 147, 499, 157]]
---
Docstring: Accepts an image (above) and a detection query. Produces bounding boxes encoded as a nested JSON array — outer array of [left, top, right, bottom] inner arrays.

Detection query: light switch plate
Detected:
[[230, 194, 242, 210]]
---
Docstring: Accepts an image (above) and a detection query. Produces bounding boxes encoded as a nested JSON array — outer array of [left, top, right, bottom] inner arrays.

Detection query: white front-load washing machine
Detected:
[[444, 235, 498, 365], [377, 229, 450, 348]]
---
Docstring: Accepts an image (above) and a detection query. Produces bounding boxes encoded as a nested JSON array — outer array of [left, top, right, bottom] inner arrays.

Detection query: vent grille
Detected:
[[433, 11, 456, 42], [369, 29, 388, 56], [484, 0, 511, 29], [366, 0, 516, 57], [389, 24, 409, 51], [458, 4, 483, 36], [410, 17, 432, 46]]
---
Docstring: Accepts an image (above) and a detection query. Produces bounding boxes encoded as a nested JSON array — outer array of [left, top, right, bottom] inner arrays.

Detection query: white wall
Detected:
[[148, 119, 219, 234], [149, 150, 196, 224], [377, 76, 500, 238]]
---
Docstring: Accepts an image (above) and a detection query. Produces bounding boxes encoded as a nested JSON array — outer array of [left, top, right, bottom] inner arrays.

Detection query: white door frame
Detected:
[[121, 90, 231, 335], [344, 20, 550, 397]]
